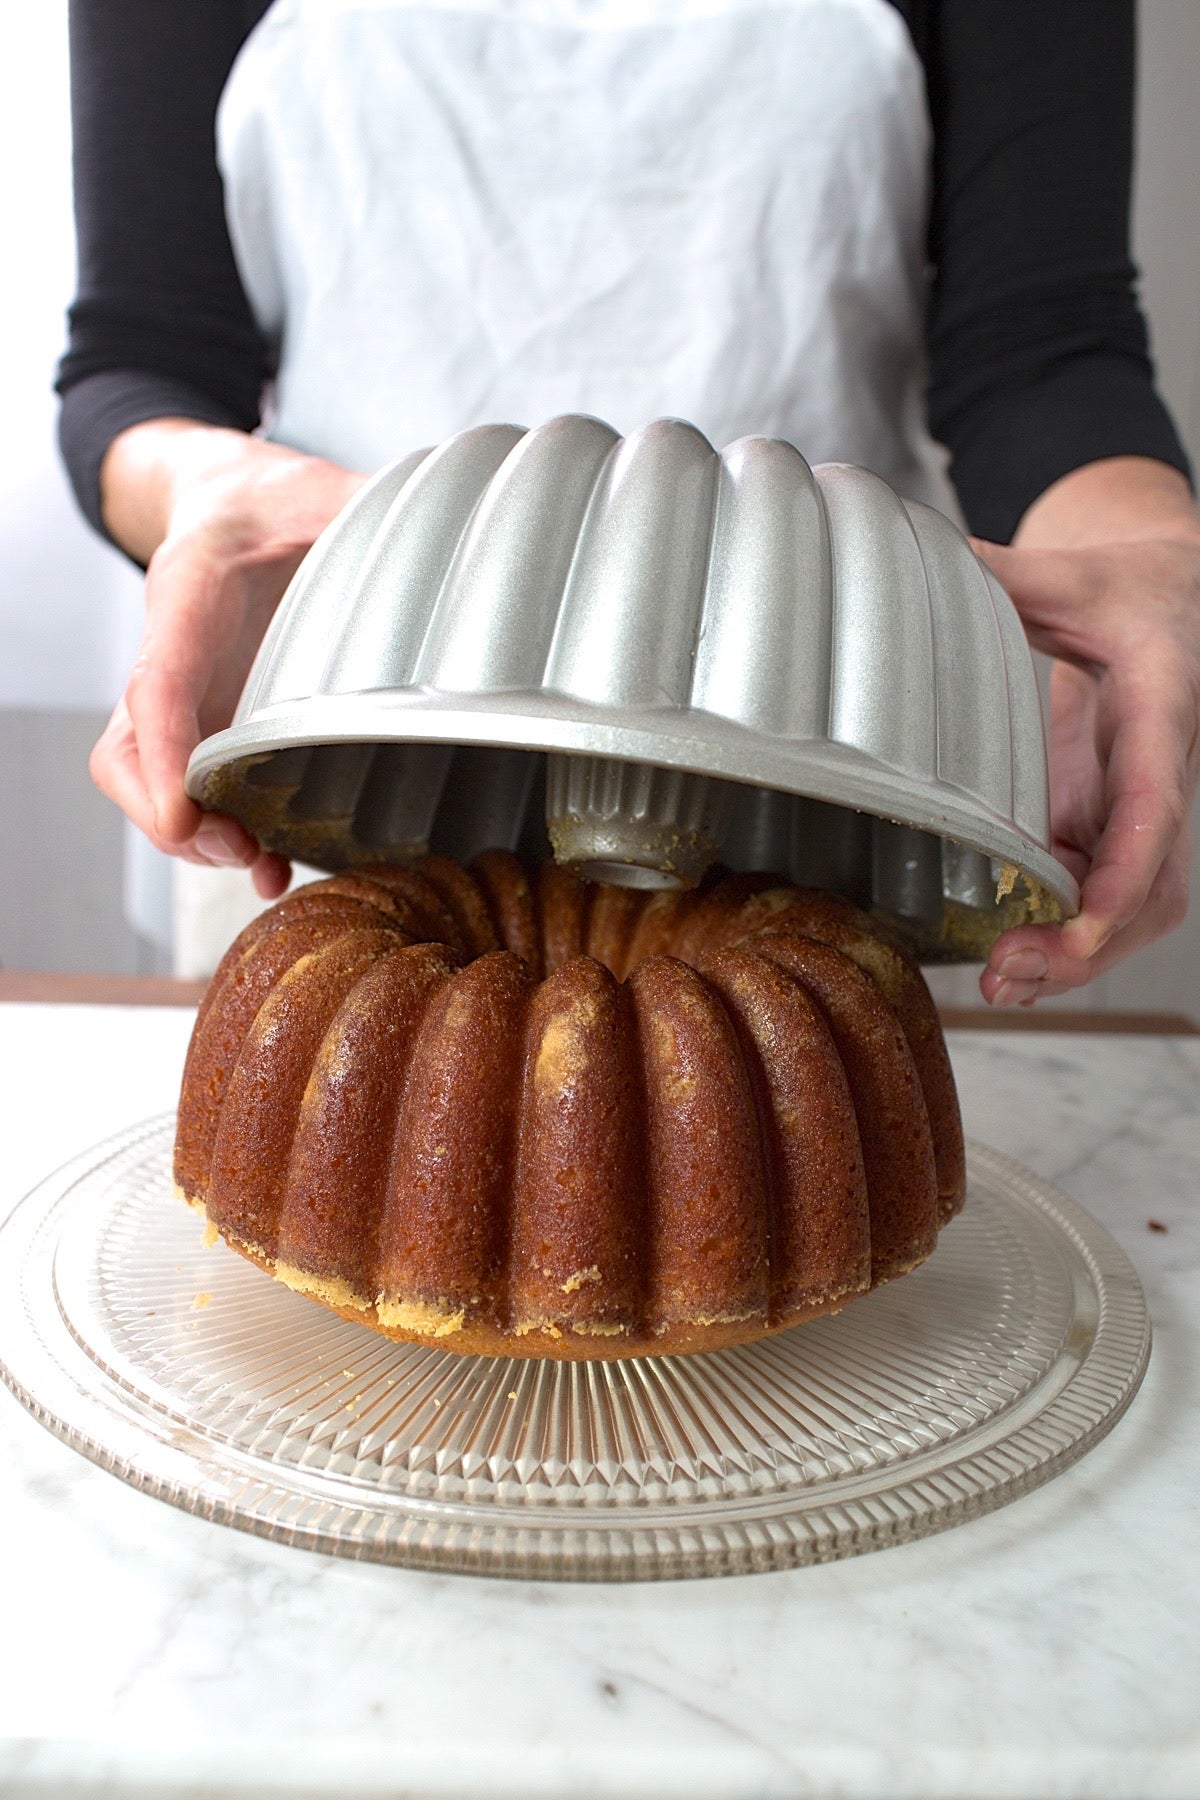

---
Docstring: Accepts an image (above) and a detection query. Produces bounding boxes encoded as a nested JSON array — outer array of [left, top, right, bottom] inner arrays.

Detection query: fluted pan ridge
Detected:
[[187, 416, 1077, 948]]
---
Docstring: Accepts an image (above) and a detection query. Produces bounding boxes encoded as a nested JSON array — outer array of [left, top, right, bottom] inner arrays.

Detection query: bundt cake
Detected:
[[175, 851, 965, 1359]]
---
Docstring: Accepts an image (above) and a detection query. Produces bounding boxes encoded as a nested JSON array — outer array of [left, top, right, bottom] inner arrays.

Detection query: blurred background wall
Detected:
[[1, 7, 147, 972], [3, 2, 1199, 1009]]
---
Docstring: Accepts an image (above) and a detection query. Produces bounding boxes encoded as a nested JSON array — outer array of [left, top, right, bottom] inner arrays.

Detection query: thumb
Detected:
[[969, 538, 1111, 665]]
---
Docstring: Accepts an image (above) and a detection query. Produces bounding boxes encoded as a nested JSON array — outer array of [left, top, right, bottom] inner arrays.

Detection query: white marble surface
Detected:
[[0, 1002, 1197, 1799]]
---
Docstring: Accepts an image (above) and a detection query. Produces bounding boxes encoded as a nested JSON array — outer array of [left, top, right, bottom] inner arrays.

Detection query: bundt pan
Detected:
[[186, 416, 1078, 960]]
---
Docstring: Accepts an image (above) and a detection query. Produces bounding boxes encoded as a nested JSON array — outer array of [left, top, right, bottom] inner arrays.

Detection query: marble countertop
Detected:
[[0, 1001, 1197, 1799]]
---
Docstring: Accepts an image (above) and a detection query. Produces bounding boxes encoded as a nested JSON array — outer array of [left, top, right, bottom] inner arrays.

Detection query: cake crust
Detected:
[[176, 853, 965, 1360]]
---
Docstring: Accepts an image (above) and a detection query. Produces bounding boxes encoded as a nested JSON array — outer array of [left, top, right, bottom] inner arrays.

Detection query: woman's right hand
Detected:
[[92, 421, 366, 897]]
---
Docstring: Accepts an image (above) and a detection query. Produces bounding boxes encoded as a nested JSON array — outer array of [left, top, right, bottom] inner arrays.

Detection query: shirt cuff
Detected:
[[941, 353, 1193, 543]]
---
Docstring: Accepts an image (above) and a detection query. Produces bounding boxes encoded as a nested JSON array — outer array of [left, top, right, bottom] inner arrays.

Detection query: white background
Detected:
[[0, 6, 143, 709]]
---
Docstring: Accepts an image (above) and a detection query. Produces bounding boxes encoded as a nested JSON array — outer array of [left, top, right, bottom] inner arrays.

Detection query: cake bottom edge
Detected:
[[178, 1188, 904, 1361]]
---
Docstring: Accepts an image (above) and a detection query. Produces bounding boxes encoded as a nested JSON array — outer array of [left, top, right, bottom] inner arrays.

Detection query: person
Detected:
[[58, 0, 1199, 1007]]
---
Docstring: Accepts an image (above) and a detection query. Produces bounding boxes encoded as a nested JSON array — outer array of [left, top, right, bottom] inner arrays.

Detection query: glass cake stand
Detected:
[[0, 1115, 1149, 1581]]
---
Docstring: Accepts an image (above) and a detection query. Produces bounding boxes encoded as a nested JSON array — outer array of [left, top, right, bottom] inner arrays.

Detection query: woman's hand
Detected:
[[973, 458, 1200, 1006], [92, 421, 366, 897]]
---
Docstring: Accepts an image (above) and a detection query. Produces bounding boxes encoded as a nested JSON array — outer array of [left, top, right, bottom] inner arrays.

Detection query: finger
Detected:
[[1045, 662, 1109, 870], [100, 726, 254, 867], [122, 653, 206, 846], [126, 542, 245, 842], [1046, 837, 1092, 890], [969, 539, 1111, 665], [90, 699, 219, 859], [250, 851, 292, 899], [193, 813, 262, 868], [91, 702, 265, 873], [992, 978, 1078, 1009], [96, 689, 259, 865], [89, 699, 163, 842], [1058, 677, 1191, 960], [982, 830, 1191, 1001]]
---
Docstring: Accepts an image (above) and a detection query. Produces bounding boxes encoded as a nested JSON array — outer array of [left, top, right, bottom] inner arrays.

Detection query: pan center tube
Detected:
[[545, 754, 735, 890]]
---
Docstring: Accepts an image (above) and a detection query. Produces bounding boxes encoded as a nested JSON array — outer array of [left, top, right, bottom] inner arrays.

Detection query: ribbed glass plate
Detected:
[[0, 1116, 1149, 1581]]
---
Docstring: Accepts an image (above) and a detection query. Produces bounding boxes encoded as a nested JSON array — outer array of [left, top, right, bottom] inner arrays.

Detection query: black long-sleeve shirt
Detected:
[[57, 0, 1190, 545]]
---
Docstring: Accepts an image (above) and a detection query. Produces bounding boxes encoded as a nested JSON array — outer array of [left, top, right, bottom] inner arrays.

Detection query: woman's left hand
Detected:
[[972, 458, 1200, 1007]]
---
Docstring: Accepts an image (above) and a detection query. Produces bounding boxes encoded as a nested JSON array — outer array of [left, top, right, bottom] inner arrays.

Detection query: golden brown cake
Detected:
[[174, 851, 965, 1359]]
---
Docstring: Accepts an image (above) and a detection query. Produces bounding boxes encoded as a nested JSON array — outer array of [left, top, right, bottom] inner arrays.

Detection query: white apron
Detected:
[[218, 0, 945, 497], [174, 0, 947, 974]]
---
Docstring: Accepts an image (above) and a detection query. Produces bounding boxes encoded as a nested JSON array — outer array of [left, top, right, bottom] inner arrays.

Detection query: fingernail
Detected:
[[195, 824, 250, 867], [997, 949, 1049, 983], [993, 979, 1041, 1009]]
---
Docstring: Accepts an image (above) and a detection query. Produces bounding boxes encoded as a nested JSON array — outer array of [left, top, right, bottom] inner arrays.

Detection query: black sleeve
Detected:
[[919, 0, 1192, 542], [56, 1, 272, 539]]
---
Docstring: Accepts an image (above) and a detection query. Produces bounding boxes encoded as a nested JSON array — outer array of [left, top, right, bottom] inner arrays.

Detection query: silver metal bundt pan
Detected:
[[187, 415, 1078, 960]]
